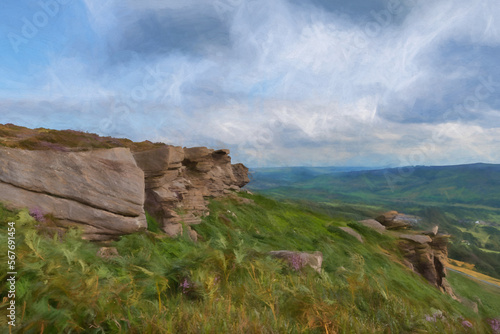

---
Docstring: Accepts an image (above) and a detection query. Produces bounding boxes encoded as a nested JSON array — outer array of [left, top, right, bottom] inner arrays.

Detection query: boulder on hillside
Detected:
[[339, 227, 364, 243], [398, 232, 456, 299], [376, 211, 421, 229], [399, 234, 432, 244], [269, 251, 323, 273], [0, 147, 147, 241], [459, 297, 479, 313], [422, 226, 439, 237], [97, 247, 119, 259], [358, 219, 386, 234]]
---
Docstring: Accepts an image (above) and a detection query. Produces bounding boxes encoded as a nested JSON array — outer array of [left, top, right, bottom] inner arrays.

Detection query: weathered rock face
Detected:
[[399, 234, 433, 244], [231, 163, 250, 188], [398, 233, 457, 299], [376, 211, 421, 229], [0, 147, 147, 241], [132, 145, 249, 238], [0, 124, 250, 241]]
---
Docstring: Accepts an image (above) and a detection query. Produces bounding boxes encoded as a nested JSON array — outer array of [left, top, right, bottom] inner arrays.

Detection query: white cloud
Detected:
[[2, 0, 500, 167]]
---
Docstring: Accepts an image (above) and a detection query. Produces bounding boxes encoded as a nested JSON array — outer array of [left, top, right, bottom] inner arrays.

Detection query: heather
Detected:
[[0, 123, 163, 152]]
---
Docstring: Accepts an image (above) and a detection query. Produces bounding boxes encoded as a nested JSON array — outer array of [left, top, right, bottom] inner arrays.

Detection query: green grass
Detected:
[[481, 248, 500, 254], [0, 196, 498, 333], [249, 165, 500, 281], [447, 270, 500, 319], [146, 212, 161, 233], [250, 164, 500, 219]]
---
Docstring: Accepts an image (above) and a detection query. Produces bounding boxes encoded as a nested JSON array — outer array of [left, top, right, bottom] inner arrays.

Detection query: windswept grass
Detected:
[[447, 270, 500, 319], [0, 195, 498, 333]]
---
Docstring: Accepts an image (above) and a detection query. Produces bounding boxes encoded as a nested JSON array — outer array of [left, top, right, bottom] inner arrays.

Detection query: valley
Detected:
[[248, 164, 500, 280]]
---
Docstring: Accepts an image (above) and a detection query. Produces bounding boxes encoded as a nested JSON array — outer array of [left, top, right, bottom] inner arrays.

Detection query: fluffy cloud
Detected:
[[1, 0, 500, 167]]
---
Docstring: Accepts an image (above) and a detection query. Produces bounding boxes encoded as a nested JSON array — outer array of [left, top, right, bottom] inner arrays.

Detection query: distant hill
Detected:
[[249, 166, 374, 190], [248, 163, 500, 209], [247, 163, 500, 279]]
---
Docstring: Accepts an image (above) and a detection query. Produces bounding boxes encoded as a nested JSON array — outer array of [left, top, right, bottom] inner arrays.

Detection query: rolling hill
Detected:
[[249, 163, 500, 209], [247, 164, 500, 279]]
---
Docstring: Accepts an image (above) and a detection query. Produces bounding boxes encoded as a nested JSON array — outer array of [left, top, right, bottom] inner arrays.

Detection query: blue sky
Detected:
[[1, 0, 500, 167]]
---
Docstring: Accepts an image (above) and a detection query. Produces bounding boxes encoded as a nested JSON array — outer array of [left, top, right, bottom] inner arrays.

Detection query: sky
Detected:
[[1, 0, 500, 167]]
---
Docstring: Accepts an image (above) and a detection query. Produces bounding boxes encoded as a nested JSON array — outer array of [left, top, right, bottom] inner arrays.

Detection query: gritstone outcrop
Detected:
[[398, 233, 457, 299], [0, 146, 147, 241], [0, 124, 249, 241], [133, 145, 249, 239]]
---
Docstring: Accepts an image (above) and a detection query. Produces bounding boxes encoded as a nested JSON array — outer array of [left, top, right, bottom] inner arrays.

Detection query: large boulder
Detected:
[[339, 227, 364, 243], [232, 163, 250, 188], [376, 211, 421, 229], [0, 147, 146, 240], [399, 234, 432, 244], [269, 251, 323, 273], [358, 219, 386, 234]]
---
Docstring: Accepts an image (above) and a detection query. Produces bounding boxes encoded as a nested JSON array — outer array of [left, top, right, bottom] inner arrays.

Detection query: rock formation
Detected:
[[358, 219, 386, 234], [269, 251, 323, 273], [0, 124, 250, 241], [362, 209, 455, 298], [422, 225, 439, 237], [398, 233, 457, 299], [339, 227, 364, 243], [132, 145, 249, 239], [376, 210, 421, 229], [0, 147, 147, 241]]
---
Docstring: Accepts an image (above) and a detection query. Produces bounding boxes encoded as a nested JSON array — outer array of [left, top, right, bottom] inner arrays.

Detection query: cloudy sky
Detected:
[[1, 0, 500, 167]]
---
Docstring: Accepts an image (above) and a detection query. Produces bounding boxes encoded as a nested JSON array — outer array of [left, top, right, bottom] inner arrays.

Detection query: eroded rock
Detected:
[[376, 211, 421, 229], [0, 147, 147, 241], [339, 227, 364, 243], [422, 226, 439, 237], [358, 219, 386, 234], [0, 124, 250, 241], [398, 232, 456, 299], [132, 145, 249, 237], [399, 234, 432, 244]]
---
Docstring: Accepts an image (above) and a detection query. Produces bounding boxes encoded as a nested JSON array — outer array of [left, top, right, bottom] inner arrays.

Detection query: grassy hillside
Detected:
[[249, 164, 500, 209], [249, 166, 374, 190], [1, 195, 499, 333], [249, 165, 500, 279]]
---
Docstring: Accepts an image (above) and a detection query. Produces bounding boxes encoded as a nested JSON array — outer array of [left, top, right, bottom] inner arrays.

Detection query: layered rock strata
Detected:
[[358, 219, 386, 234], [0, 124, 250, 241], [376, 210, 421, 229], [398, 233, 457, 299], [0, 147, 147, 241]]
